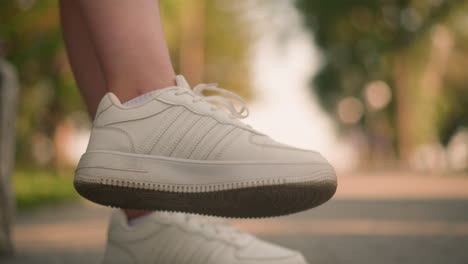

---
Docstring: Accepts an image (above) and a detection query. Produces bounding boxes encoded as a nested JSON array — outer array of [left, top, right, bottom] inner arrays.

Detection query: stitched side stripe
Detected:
[[189, 125, 235, 160], [206, 128, 244, 160], [138, 106, 185, 154], [170, 117, 218, 159], [151, 112, 202, 156]]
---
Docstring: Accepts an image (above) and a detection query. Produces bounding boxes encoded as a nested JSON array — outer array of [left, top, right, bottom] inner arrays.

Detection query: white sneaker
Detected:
[[102, 210, 308, 264], [75, 75, 336, 217]]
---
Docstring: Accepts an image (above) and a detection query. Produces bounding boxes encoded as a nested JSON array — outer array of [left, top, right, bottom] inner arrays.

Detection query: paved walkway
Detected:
[[2, 174, 468, 264]]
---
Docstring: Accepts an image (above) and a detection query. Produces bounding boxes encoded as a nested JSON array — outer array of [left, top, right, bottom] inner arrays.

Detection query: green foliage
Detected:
[[295, 0, 468, 147], [13, 168, 78, 210], [203, 0, 252, 99], [2, 0, 83, 163], [161, 0, 252, 98]]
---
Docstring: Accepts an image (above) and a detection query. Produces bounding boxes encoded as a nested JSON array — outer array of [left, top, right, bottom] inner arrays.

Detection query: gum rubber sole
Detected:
[[74, 178, 337, 218]]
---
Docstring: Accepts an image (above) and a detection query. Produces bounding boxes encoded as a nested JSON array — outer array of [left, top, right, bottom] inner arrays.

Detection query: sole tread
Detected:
[[74, 177, 337, 218]]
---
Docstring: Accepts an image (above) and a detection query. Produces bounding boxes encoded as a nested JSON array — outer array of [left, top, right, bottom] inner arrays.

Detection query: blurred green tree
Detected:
[[1, 0, 80, 167], [296, 0, 468, 167]]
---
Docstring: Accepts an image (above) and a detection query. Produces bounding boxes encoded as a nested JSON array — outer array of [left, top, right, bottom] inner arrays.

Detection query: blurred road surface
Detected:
[[3, 173, 468, 264]]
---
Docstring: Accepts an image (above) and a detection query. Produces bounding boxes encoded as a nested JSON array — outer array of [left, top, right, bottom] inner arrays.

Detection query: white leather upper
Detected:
[[87, 75, 327, 164], [102, 210, 308, 264]]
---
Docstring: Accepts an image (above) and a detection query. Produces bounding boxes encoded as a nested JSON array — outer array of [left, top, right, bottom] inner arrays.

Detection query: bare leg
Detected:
[[59, 0, 106, 118], [59, 0, 151, 220], [76, 0, 176, 102]]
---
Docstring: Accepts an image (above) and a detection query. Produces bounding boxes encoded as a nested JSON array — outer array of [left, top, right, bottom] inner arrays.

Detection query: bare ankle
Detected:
[[109, 74, 177, 102], [123, 209, 153, 221]]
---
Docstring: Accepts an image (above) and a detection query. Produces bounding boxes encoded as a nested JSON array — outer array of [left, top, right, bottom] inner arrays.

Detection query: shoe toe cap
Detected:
[[218, 133, 330, 165]]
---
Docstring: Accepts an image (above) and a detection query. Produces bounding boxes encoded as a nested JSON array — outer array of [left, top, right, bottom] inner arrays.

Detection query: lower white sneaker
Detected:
[[75, 75, 337, 217], [102, 210, 308, 264]]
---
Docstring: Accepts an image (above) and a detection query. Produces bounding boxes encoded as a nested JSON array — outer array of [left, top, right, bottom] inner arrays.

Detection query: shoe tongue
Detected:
[[175, 75, 191, 90]]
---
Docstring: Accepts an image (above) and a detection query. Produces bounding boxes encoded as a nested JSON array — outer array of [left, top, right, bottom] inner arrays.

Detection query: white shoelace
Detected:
[[175, 83, 249, 119]]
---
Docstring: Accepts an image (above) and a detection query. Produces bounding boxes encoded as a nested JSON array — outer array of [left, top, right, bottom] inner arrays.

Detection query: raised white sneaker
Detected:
[[74, 75, 336, 217], [102, 210, 308, 264]]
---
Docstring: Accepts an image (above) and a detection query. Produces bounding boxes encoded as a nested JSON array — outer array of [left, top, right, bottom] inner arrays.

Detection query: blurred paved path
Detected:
[[2, 174, 468, 264]]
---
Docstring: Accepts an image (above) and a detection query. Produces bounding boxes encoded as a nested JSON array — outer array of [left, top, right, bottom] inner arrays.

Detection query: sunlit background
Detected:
[[1, 0, 468, 263]]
